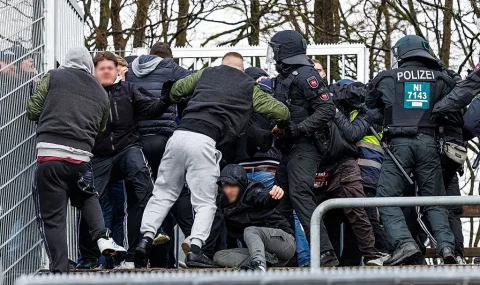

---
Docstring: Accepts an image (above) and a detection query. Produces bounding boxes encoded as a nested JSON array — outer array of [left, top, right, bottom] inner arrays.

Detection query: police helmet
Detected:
[[392, 35, 436, 64], [267, 30, 312, 66]]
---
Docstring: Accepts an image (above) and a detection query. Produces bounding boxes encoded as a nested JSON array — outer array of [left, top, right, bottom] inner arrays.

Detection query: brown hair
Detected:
[[114, 54, 128, 67], [311, 58, 321, 65], [150, 42, 173, 58], [222, 52, 244, 61], [93, 51, 118, 67]]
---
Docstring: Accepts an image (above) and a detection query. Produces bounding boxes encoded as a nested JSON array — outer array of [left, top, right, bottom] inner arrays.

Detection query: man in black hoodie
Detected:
[[77, 51, 170, 269], [213, 164, 296, 271]]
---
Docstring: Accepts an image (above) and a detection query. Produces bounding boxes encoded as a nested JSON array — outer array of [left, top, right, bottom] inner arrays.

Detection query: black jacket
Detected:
[[92, 81, 169, 157], [218, 164, 294, 245], [127, 56, 193, 136]]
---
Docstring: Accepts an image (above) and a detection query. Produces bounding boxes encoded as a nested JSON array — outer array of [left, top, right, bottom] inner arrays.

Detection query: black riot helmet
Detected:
[[391, 35, 437, 67], [267, 30, 313, 66]]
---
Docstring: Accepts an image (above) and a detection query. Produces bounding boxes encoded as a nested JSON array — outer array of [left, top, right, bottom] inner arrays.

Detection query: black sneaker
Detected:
[[134, 237, 152, 268], [384, 242, 422, 266], [320, 250, 340, 267], [240, 261, 266, 272], [440, 247, 457, 265], [75, 259, 99, 270], [186, 252, 217, 268]]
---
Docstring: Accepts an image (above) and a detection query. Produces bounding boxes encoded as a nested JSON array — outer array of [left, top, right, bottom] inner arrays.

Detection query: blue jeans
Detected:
[[294, 211, 310, 266]]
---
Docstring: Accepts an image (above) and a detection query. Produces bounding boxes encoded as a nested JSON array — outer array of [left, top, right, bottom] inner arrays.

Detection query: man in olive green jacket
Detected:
[[136, 52, 290, 268]]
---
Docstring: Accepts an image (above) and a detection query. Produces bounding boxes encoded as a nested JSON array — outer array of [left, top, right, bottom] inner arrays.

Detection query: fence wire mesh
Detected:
[[1, 0, 84, 284], [0, 1, 45, 284]]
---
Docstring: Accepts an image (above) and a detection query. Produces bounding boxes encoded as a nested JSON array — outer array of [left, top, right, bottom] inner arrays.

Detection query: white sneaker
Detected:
[[366, 253, 390, 266], [114, 261, 135, 270], [153, 232, 171, 245], [456, 255, 466, 265], [181, 239, 191, 255], [97, 237, 127, 257]]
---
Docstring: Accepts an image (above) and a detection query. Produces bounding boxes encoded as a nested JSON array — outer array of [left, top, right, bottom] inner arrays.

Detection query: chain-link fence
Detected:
[[0, 1, 45, 284], [0, 0, 84, 284]]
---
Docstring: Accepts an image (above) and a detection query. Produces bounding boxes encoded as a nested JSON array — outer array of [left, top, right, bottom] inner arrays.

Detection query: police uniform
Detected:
[[365, 35, 456, 266], [268, 30, 338, 266]]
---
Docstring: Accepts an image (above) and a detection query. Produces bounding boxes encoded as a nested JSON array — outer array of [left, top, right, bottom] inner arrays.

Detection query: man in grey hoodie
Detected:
[[27, 47, 126, 273]]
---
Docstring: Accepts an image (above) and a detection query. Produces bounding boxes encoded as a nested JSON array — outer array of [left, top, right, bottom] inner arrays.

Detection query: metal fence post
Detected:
[[310, 196, 480, 269]]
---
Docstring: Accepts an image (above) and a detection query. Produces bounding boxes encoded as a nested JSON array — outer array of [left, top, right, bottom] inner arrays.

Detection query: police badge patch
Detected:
[[320, 92, 329, 101], [307, 76, 319, 88]]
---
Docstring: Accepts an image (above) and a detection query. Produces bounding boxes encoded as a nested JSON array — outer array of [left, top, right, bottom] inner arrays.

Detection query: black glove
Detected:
[[286, 122, 305, 138], [160, 80, 176, 105]]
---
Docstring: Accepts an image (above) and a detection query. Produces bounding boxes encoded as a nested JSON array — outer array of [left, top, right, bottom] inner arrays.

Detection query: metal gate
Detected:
[[0, 1, 83, 284]]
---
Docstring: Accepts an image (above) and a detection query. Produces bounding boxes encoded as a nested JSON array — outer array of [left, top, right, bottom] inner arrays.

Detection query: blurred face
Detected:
[[0, 60, 16, 74], [95, 60, 118, 86], [314, 62, 326, 78], [222, 184, 240, 203], [20, 57, 36, 73]]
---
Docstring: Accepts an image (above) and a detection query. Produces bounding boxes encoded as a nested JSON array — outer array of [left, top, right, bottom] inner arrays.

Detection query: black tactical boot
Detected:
[[134, 237, 152, 268], [186, 252, 217, 268], [440, 247, 457, 265], [384, 242, 421, 266], [320, 250, 340, 267]]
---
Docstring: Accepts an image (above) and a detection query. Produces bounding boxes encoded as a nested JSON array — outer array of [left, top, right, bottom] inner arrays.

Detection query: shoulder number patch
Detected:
[[320, 92, 329, 101], [307, 76, 319, 88]]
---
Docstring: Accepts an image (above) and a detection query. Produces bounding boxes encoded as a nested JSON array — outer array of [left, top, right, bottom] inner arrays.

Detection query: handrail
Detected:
[[310, 196, 480, 269]]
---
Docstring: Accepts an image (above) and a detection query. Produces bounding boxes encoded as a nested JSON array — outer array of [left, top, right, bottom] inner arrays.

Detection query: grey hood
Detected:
[[131, 55, 163, 77], [59, 47, 94, 75]]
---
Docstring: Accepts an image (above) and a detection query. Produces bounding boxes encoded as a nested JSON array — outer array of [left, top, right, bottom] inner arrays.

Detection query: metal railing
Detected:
[[123, 44, 370, 83], [0, 0, 84, 284], [310, 196, 480, 268], [13, 266, 480, 285]]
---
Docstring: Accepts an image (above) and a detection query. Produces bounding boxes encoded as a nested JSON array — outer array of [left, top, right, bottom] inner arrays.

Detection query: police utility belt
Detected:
[[437, 126, 467, 164]]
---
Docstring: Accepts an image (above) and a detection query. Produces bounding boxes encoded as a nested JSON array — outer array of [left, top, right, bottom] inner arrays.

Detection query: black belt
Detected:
[[417, 127, 436, 136]]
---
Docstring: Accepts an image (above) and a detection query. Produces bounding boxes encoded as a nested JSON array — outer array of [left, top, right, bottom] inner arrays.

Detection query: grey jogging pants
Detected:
[[214, 226, 296, 268], [140, 130, 222, 245]]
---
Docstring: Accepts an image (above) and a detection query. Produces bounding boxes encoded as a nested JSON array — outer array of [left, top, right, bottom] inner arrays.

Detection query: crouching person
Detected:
[[27, 47, 126, 273], [214, 164, 296, 271]]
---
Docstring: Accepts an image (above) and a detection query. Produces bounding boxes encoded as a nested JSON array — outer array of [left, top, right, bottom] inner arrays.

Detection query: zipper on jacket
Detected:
[[108, 91, 115, 151], [114, 101, 119, 121]]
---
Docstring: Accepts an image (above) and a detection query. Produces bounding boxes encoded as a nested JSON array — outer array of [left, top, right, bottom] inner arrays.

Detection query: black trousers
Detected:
[[275, 140, 334, 253], [79, 146, 153, 262], [33, 161, 107, 273]]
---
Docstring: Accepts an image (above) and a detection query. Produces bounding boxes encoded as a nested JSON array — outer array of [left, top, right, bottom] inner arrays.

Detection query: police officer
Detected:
[[365, 35, 457, 265], [268, 30, 339, 266]]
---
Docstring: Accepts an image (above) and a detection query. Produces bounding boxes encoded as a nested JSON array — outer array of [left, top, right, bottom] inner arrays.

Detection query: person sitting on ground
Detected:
[[27, 47, 126, 273], [213, 164, 296, 271]]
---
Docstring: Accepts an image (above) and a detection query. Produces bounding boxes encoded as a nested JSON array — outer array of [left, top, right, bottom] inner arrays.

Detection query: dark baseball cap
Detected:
[[0, 49, 16, 62], [270, 30, 312, 66]]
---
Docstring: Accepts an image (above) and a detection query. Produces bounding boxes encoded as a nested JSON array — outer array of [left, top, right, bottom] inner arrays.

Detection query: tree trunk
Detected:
[[440, 0, 453, 67], [132, 0, 153, 48], [95, 0, 110, 50], [383, 0, 392, 69], [248, 0, 260, 46], [111, 0, 126, 51], [175, 0, 189, 47]]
